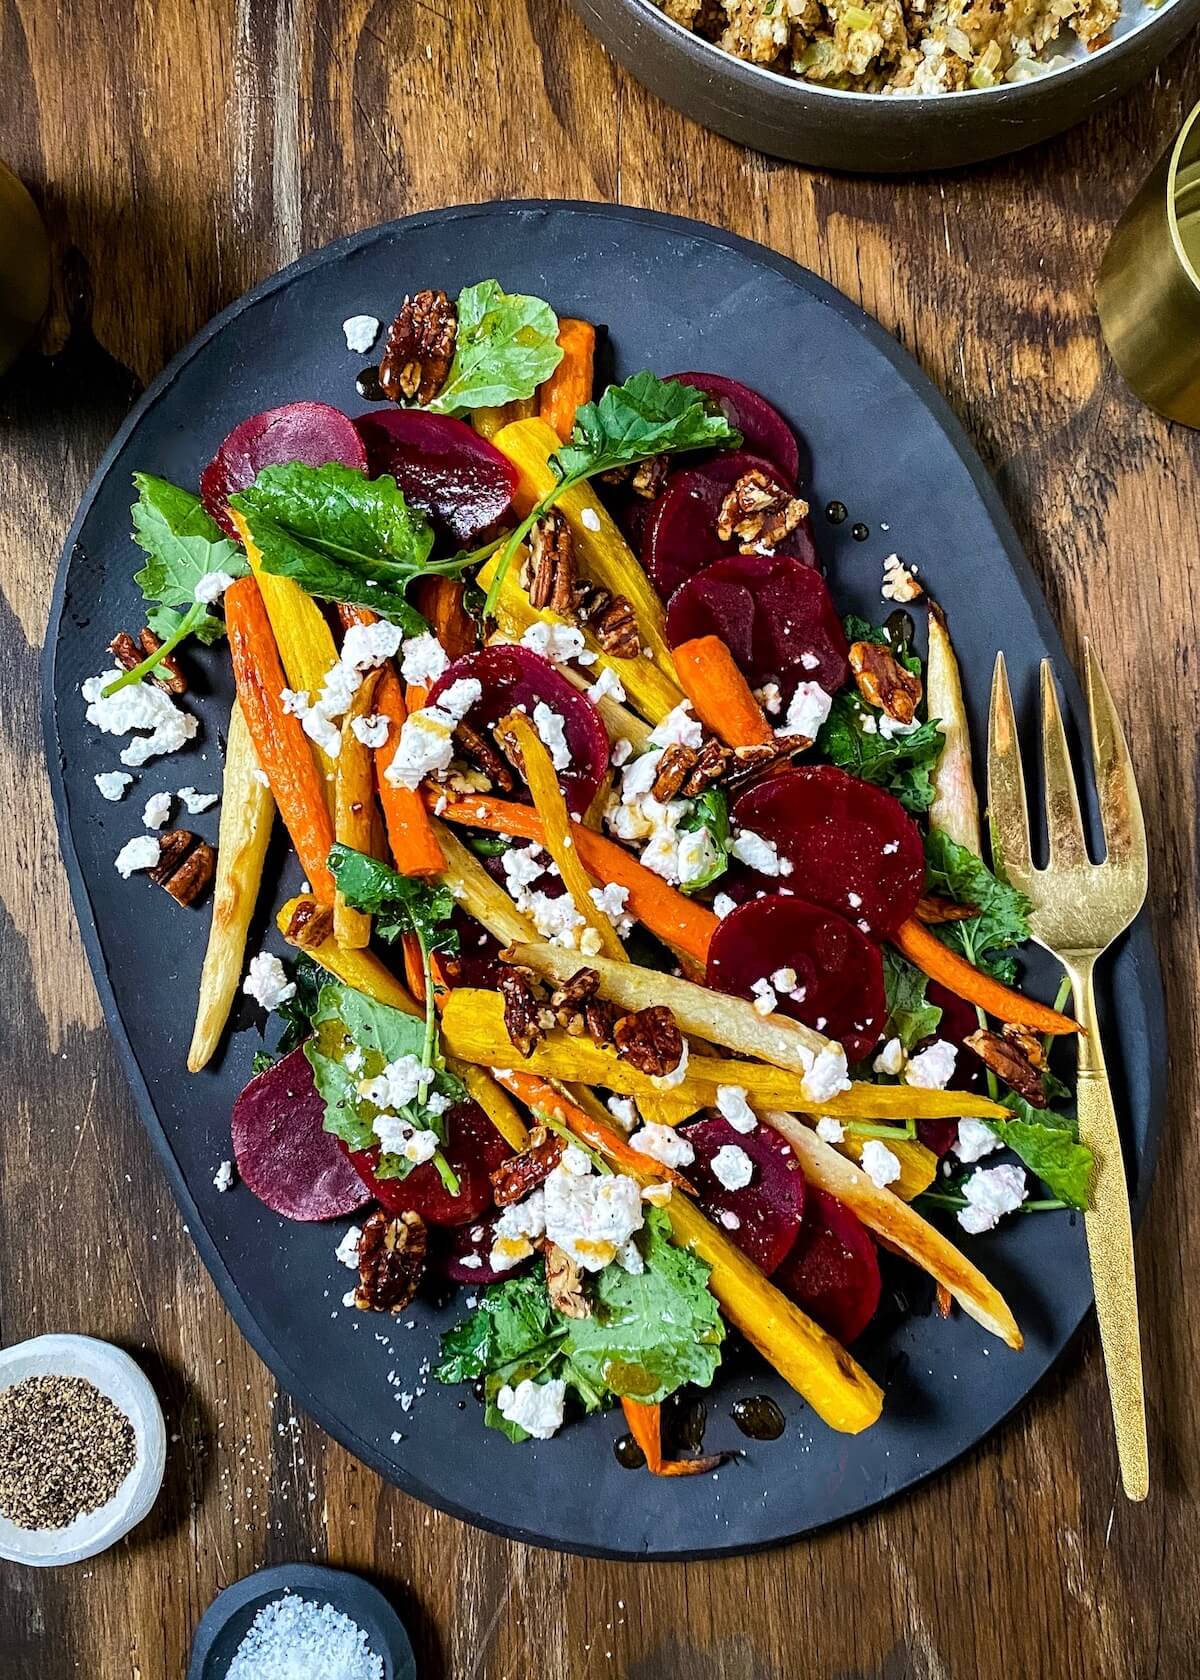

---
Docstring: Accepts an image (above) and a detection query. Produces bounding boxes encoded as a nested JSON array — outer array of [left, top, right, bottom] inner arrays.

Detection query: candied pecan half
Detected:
[[590, 594, 639, 658], [582, 998, 617, 1046], [573, 581, 611, 625], [379, 289, 456, 405], [490, 1125, 564, 1206], [715, 469, 808, 553], [614, 1006, 684, 1078], [149, 830, 215, 906], [964, 1027, 1048, 1107], [499, 968, 553, 1057], [915, 894, 979, 925], [285, 899, 335, 949], [550, 967, 600, 1024], [652, 743, 698, 802], [542, 1239, 591, 1319], [526, 509, 578, 617], [355, 1210, 427, 1313], [631, 456, 671, 500], [454, 719, 515, 793], [849, 640, 923, 726], [681, 737, 732, 796], [109, 628, 186, 696]]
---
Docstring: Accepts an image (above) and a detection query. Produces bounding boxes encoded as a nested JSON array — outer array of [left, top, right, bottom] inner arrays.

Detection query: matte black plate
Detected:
[[43, 202, 1164, 1559]]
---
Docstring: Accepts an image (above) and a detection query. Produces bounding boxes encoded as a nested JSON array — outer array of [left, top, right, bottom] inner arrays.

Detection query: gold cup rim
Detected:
[[1167, 100, 1200, 294]]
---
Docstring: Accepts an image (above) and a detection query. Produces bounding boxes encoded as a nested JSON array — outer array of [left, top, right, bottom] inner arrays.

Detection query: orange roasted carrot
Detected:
[[433, 793, 718, 964], [337, 603, 377, 631], [373, 669, 445, 877], [225, 577, 336, 904], [673, 635, 775, 748], [893, 916, 1080, 1036], [620, 1399, 724, 1477], [414, 576, 476, 661], [491, 1069, 694, 1194], [538, 318, 596, 442]]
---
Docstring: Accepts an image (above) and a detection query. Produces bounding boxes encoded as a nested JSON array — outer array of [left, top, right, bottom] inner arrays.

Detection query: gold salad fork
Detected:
[[988, 645, 1150, 1500]]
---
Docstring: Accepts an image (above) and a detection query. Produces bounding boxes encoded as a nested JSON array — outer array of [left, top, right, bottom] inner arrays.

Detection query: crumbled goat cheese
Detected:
[[193, 568, 236, 605], [882, 839, 900, 855], [343, 313, 381, 353], [615, 1236, 644, 1274], [385, 708, 455, 788], [606, 1095, 638, 1133], [350, 713, 390, 748], [873, 1036, 906, 1077], [177, 786, 218, 814], [958, 1163, 1027, 1234], [579, 506, 602, 533], [716, 1086, 757, 1133], [713, 892, 737, 920], [610, 737, 633, 768], [711, 1143, 754, 1191], [771, 967, 798, 992], [83, 669, 199, 766], [490, 1189, 548, 1270], [546, 1166, 644, 1272], [803, 1045, 852, 1104], [359, 1054, 432, 1111], [531, 892, 586, 948], [252, 767, 270, 788], [750, 977, 778, 1017], [559, 1144, 592, 1177], [94, 771, 133, 801], [651, 1038, 689, 1090], [754, 682, 782, 715], [521, 622, 595, 666], [800, 652, 820, 671], [335, 1226, 362, 1268], [779, 680, 832, 741], [242, 952, 297, 1010], [143, 791, 172, 829], [904, 1039, 958, 1090], [878, 713, 921, 740], [280, 687, 310, 717], [589, 882, 632, 935], [882, 553, 923, 603], [373, 1115, 439, 1164], [815, 1116, 845, 1144], [212, 1159, 235, 1193], [630, 1123, 695, 1169], [434, 677, 482, 719], [731, 828, 791, 877], [532, 701, 571, 770], [719, 1210, 742, 1230], [650, 701, 703, 751], [400, 632, 450, 688], [114, 835, 162, 877], [861, 1139, 902, 1189], [588, 665, 625, 703], [955, 1119, 1003, 1164], [641, 1181, 673, 1206], [496, 1377, 566, 1440], [677, 825, 720, 887]]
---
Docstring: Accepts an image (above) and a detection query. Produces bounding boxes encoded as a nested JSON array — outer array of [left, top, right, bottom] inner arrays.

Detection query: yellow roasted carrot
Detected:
[[333, 669, 382, 949], [187, 700, 275, 1071], [430, 818, 536, 948], [840, 1133, 938, 1201]]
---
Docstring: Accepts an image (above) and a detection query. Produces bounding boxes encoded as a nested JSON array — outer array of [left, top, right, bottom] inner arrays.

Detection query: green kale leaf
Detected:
[[552, 369, 740, 485], [881, 948, 943, 1053], [425, 281, 564, 416], [986, 1115, 1092, 1209], [131, 472, 246, 637], [677, 787, 732, 896], [275, 952, 326, 1056], [923, 829, 1031, 980], [327, 844, 459, 955], [816, 692, 944, 813]]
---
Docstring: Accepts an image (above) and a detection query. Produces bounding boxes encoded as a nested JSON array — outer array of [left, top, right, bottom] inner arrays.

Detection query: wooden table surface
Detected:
[[2, 2, 1199, 1674]]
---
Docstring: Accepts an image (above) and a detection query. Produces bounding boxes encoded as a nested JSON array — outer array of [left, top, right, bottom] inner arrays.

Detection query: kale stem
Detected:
[[432, 1150, 461, 1196], [481, 499, 547, 621], [1044, 975, 1073, 1059], [101, 602, 204, 696], [419, 937, 439, 1073], [843, 1119, 916, 1141]]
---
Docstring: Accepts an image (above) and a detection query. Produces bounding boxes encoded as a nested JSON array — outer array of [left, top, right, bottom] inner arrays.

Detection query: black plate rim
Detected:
[[41, 200, 1167, 1561]]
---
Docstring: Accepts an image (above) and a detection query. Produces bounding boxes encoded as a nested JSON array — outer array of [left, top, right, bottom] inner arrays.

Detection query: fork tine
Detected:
[[1085, 641, 1148, 885], [1039, 660, 1090, 869], [987, 653, 1035, 891]]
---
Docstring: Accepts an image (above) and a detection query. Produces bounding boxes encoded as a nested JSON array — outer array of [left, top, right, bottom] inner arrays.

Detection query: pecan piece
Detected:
[[525, 509, 578, 617], [651, 743, 698, 802], [148, 830, 215, 905], [590, 594, 640, 658], [499, 968, 553, 1057], [915, 894, 979, 925], [681, 738, 731, 796], [964, 1026, 1048, 1107], [549, 967, 600, 1028], [849, 640, 923, 726], [285, 899, 335, 949], [355, 1210, 427, 1313], [614, 1006, 684, 1078], [379, 289, 456, 405], [108, 629, 186, 695], [490, 1125, 564, 1206], [542, 1239, 591, 1319], [454, 720, 515, 793], [630, 456, 671, 500], [582, 998, 617, 1045], [715, 469, 809, 553]]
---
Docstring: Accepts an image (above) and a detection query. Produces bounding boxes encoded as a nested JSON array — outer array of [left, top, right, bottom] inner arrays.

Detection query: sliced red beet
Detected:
[[201, 402, 367, 538], [679, 1115, 807, 1277], [913, 982, 986, 1157], [433, 1211, 529, 1285], [643, 451, 818, 603], [354, 409, 517, 546], [442, 907, 507, 991], [428, 645, 609, 816], [231, 1047, 372, 1222], [348, 1098, 511, 1228], [775, 1189, 881, 1344], [665, 552, 849, 700], [706, 896, 885, 1061], [733, 766, 925, 939], [667, 373, 800, 483]]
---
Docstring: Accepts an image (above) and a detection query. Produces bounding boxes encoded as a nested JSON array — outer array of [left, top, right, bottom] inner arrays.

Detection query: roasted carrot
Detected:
[[225, 577, 336, 903], [433, 793, 717, 965], [893, 916, 1080, 1036], [334, 669, 383, 948], [373, 669, 445, 877], [490, 1069, 694, 1194], [672, 635, 775, 748], [414, 576, 476, 661], [620, 1399, 723, 1477], [538, 318, 596, 442]]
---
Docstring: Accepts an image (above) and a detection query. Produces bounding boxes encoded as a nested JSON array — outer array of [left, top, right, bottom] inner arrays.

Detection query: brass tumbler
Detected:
[[0, 160, 50, 375], [1098, 101, 1200, 428]]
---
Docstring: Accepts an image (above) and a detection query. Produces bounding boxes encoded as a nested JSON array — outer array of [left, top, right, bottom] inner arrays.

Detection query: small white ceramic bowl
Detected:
[[0, 1333, 166, 1566]]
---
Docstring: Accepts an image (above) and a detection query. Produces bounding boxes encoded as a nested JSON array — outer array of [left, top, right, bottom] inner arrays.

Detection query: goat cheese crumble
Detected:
[[496, 1376, 566, 1440], [955, 1119, 1002, 1163], [710, 1143, 754, 1191], [778, 680, 832, 741], [142, 791, 172, 829], [957, 1163, 1027, 1234], [335, 1226, 362, 1268], [193, 568, 236, 605], [114, 835, 161, 877], [860, 1139, 902, 1189], [350, 713, 390, 748], [242, 951, 296, 1010], [630, 1123, 694, 1169], [94, 770, 133, 801], [802, 1044, 852, 1104], [588, 665, 625, 703], [372, 1115, 439, 1163], [532, 701, 571, 770], [83, 669, 199, 766], [715, 1085, 757, 1133], [904, 1039, 958, 1090], [542, 1158, 644, 1272], [399, 631, 450, 687], [521, 622, 596, 666], [650, 701, 703, 751], [177, 786, 218, 814], [815, 1116, 845, 1144], [730, 828, 791, 877], [342, 313, 381, 353], [385, 678, 482, 790], [212, 1159, 235, 1193]]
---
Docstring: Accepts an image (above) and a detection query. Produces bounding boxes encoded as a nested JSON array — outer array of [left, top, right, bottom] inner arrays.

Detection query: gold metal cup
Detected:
[[1098, 101, 1200, 428], [0, 160, 50, 376]]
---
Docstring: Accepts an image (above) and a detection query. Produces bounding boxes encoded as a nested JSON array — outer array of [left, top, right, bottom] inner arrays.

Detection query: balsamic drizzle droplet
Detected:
[[355, 366, 386, 402], [731, 1396, 786, 1441], [851, 522, 870, 542], [614, 1432, 646, 1470], [825, 500, 848, 525]]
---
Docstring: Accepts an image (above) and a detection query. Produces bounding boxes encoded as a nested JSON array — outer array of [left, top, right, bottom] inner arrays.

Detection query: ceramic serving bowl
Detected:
[[567, 0, 1200, 172]]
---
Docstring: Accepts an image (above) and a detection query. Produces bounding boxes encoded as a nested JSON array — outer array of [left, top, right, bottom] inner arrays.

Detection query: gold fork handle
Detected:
[[1068, 955, 1149, 1500]]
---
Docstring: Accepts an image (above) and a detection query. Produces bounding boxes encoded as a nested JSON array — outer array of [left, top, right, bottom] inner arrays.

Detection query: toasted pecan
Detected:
[[148, 830, 215, 906], [849, 640, 923, 725], [964, 1026, 1048, 1107], [379, 289, 456, 405], [613, 1006, 684, 1078], [355, 1210, 427, 1313], [490, 1126, 564, 1206], [526, 509, 577, 617]]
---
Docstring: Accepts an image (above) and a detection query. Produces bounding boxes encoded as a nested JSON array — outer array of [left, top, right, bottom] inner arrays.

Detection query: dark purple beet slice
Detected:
[[428, 644, 609, 816], [667, 372, 800, 482], [679, 1115, 807, 1277], [433, 1211, 530, 1285], [913, 982, 987, 1156], [442, 907, 507, 991], [231, 1047, 372, 1222], [643, 451, 818, 603], [201, 402, 367, 538], [775, 1189, 881, 1344], [348, 1099, 511, 1228], [706, 896, 885, 1062], [665, 552, 849, 700], [354, 409, 517, 546], [733, 766, 925, 939]]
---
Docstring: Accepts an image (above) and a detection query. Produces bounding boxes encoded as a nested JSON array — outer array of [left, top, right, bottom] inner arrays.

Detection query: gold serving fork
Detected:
[[988, 645, 1150, 1500]]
